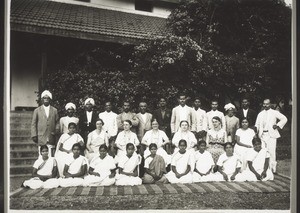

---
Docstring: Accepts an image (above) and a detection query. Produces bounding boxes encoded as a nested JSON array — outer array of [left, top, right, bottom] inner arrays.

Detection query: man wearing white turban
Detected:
[[31, 90, 60, 157], [79, 98, 99, 148], [59, 102, 79, 134], [224, 103, 240, 142]]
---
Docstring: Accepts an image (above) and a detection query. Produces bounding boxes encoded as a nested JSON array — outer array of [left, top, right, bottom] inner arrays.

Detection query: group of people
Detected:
[[23, 90, 288, 189]]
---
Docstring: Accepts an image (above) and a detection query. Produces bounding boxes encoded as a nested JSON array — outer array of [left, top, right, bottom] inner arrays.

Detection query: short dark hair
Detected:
[[68, 122, 77, 128], [123, 119, 132, 126], [99, 144, 108, 151], [178, 139, 187, 146], [252, 137, 261, 145], [197, 140, 206, 146], [223, 142, 234, 150], [179, 120, 189, 127], [72, 143, 81, 150], [95, 118, 104, 126], [40, 145, 49, 152], [126, 143, 135, 150]]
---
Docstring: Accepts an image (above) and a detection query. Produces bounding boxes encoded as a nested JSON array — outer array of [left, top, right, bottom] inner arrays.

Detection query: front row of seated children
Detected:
[[22, 137, 274, 189]]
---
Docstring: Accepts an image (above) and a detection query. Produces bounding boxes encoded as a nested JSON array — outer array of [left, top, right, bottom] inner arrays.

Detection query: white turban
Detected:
[[84, 98, 95, 106], [65, 102, 76, 110], [224, 103, 236, 111], [41, 90, 52, 99]]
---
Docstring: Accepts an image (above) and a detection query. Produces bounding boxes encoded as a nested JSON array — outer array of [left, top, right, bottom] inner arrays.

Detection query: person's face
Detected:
[[199, 143, 206, 152], [253, 142, 262, 152], [126, 146, 135, 156], [72, 146, 81, 157], [150, 146, 157, 155], [263, 99, 271, 110], [67, 108, 75, 117], [139, 103, 147, 114], [123, 121, 131, 131], [96, 121, 103, 130], [41, 148, 49, 158], [179, 96, 186, 106], [68, 125, 76, 134], [151, 121, 159, 130], [241, 120, 249, 129], [180, 122, 189, 131], [99, 148, 107, 159], [227, 109, 234, 117], [194, 99, 201, 108], [42, 96, 50, 106], [212, 119, 221, 128], [179, 142, 187, 153], [105, 102, 112, 112], [85, 103, 93, 112], [211, 101, 218, 110], [241, 99, 249, 109], [225, 144, 233, 155], [123, 102, 130, 113], [159, 98, 166, 108]]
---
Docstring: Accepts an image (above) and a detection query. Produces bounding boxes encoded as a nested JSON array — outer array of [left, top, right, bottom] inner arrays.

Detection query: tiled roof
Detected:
[[10, 0, 168, 43]]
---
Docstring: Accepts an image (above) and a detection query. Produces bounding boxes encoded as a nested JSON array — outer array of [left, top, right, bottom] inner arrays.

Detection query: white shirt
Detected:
[[243, 109, 248, 118], [140, 113, 147, 124], [99, 111, 118, 138], [86, 111, 92, 124], [193, 107, 207, 132], [43, 105, 50, 118], [206, 110, 226, 130], [179, 105, 188, 121]]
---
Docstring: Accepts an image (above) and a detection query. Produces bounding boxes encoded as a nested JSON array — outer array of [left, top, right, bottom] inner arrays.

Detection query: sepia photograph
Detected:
[[4, 0, 296, 212]]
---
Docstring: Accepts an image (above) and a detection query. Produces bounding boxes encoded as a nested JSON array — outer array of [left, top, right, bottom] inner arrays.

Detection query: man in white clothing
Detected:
[[255, 98, 287, 173], [206, 99, 226, 131], [170, 94, 196, 136], [192, 97, 207, 140]]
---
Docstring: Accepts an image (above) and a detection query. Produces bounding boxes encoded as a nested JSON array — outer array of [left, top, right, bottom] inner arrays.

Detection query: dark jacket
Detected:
[[78, 111, 99, 141], [236, 108, 257, 128], [152, 108, 172, 138]]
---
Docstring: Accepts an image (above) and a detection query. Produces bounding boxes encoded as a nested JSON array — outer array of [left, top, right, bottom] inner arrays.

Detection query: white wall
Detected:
[[11, 67, 40, 110], [90, 0, 135, 10]]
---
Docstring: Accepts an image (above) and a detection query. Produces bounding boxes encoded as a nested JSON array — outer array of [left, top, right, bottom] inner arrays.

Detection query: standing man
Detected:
[[192, 97, 207, 140], [255, 98, 287, 173], [170, 93, 196, 135], [116, 101, 139, 133], [136, 102, 153, 141], [206, 99, 226, 131], [99, 101, 118, 155], [31, 90, 60, 157], [152, 97, 172, 139], [79, 98, 99, 147], [236, 98, 257, 129]]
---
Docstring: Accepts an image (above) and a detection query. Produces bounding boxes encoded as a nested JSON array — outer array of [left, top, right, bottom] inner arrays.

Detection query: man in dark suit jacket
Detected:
[[31, 90, 60, 157], [236, 98, 257, 129], [78, 98, 99, 146], [152, 98, 172, 138]]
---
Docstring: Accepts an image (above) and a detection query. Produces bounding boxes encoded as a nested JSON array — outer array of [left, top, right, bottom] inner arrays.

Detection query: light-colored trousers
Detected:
[[261, 133, 277, 172]]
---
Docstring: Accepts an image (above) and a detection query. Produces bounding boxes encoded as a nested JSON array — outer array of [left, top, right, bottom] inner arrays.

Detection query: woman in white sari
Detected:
[[142, 119, 171, 165], [83, 144, 116, 186], [240, 138, 274, 181], [115, 120, 140, 164], [115, 143, 142, 186], [165, 139, 193, 184], [85, 118, 109, 162], [59, 143, 88, 187], [55, 122, 84, 177], [213, 142, 244, 181], [23, 145, 59, 189]]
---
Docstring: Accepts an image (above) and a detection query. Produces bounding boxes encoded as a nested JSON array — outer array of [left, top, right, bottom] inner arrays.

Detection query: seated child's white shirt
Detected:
[[194, 151, 214, 174], [217, 153, 241, 175], [66, 155, 87, 175], [33, 157, 56, 176], [246, 148, 270, 171]]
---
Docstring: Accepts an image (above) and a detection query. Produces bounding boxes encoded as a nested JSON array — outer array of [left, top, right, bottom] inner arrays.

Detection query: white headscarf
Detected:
[[65, 102, 76, 110], [224, 103, 235, 111], [84, 98, 95, 106], [41, 90, 52, 99]]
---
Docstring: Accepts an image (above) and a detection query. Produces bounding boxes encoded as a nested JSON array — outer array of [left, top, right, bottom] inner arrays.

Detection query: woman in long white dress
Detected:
[[54, 122, 84, 177], [85, 118, 109, 162], [59, 102, 79, 134], [165, 139, 193, 184], [59, 143, 88, 187], [172, 120, 197, 153], [23, 145, 59, 189], [83, 144, 116, 186], [234, 118, 256, 171], [115, 143, 142, 186], [114, 120, 140, 164], [239, 138, 274, 181], [142, 119, 171, 165]]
